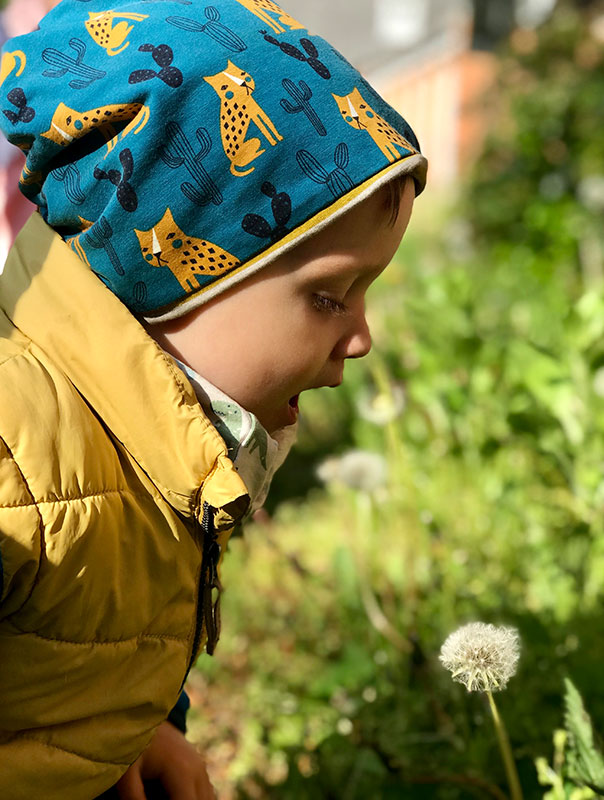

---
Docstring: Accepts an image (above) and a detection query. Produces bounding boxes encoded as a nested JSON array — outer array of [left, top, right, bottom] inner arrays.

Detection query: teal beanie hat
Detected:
[[0, 0, 427, 321]]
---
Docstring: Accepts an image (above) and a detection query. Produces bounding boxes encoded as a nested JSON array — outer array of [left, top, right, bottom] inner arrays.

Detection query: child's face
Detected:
[[154, 178, 414, 433]]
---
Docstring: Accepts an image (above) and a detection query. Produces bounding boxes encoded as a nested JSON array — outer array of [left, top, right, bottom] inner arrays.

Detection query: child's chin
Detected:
[[259, 397, 298, 433]]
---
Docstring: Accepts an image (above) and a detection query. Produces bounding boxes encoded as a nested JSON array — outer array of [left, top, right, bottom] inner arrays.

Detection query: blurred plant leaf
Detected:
[[565, 678, 604, 794]]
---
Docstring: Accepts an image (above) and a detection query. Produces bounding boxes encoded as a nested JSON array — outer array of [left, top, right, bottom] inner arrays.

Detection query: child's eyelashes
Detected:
[[311, 294, 348, 315]]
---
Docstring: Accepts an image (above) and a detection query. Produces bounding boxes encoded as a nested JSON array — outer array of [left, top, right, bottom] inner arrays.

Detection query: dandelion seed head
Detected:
[[337, 718, 353, 736], [593, 366, 604, 398], [316, 450, 387, 493], [439, 622, 520, 692], [362, 686, 377, 703], [590, 14, 604, 43], [578, 175, 604, 213], [356, 384, 405, 425]]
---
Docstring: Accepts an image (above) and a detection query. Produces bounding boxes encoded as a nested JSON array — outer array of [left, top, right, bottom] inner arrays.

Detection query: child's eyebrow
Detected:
[[304, 263, 368, 281], [305, 263, 387, 290]]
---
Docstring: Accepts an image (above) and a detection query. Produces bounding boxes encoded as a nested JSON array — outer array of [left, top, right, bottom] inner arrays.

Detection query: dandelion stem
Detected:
[[353, 494, 410, 652], [358, 574, 409, 652], [486, 690, 523, 800]]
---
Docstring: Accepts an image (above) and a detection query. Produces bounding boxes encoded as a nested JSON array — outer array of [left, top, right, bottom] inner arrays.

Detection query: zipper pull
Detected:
[[200, 501, 222, 656], [189, 493, 249, 667]]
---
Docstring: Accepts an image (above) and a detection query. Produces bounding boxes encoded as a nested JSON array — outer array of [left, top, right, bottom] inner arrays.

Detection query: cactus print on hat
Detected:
[[0, 0, 427, 320]]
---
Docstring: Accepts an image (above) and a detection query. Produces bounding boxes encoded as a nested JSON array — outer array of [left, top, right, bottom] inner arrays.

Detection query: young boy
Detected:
[[0, 1, 426, 797]]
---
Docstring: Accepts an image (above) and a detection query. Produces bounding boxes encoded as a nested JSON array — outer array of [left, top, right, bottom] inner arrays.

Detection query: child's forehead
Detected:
[[269, 197, 411, 289], [292, 186, 400, 258]]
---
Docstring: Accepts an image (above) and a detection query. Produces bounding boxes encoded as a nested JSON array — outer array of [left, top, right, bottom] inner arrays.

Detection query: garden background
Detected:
[[1, 0, 603, 798], [183, 3, 604, 798]]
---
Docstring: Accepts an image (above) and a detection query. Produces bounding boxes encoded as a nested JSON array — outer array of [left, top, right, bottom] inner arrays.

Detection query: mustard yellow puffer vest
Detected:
[[0, 213, 250, 798]]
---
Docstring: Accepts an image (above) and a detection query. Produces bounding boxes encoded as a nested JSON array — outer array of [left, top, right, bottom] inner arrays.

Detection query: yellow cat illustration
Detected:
[[40, 101, 150, 155], [333, 88, 417, 164], [135, 208, 240, 293], [0, 50, 26, 88], [85, 11, 148, 57], [14, 138, 34, 153], [19, 163, 43, 190], [204, 60, 282, 177], [233, 0, 304, 35], [67, 217, 95, 268]]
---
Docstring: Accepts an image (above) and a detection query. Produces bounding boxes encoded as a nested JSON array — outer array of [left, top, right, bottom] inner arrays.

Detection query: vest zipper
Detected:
[[185, 501, 223, 678]]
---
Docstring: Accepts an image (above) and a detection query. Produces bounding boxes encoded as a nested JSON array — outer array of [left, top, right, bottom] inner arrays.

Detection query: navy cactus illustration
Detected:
[[42, 38, 106, 90], [129, 44, 183, 88], [296, 144, 353, 199], [280, 78, 326, 137], [86, 216, 125, 275], [53, 164, 86, 205], [242, 182, 291, 242], [166, 8, 247, 53], [93, 148, 138, 212], [160, 121, 223, 207], [260, 33, 330, 79], [3, 89, 35, 125], [132, 281, 148, 308]]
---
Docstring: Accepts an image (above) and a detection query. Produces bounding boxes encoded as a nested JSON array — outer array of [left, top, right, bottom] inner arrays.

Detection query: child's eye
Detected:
[[312, 294, 348, 315]]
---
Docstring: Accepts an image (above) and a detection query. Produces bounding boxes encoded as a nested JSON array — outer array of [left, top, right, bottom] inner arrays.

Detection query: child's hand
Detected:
[[115, 721, 216, 800]]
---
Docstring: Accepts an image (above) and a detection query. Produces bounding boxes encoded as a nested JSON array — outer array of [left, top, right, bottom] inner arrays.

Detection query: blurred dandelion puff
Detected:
[[439, 622, 520, 692], [592, 367, 604, 398], [539, 172, 566, 200], [444, 217, 475, 261], [591, 14, 604, 42], [316, 450, 387, 493], [577, 176, 604, 213], [356, 383, 405, 425]]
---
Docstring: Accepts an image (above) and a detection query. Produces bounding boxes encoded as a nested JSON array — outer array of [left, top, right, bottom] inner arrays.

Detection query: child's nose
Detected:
[[336, 311, 372, 360]]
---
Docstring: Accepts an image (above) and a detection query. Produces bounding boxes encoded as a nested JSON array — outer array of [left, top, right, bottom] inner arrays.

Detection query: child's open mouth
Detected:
[[287, 394, 300, 424]]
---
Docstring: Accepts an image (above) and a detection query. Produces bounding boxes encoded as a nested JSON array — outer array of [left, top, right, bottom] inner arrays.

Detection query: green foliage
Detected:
[[536, 679, 604, 799], [466, 5, 604, 276], [535, 731, 596, 800], [190, 4, 604, 798], [565, 679, 604, 793]]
